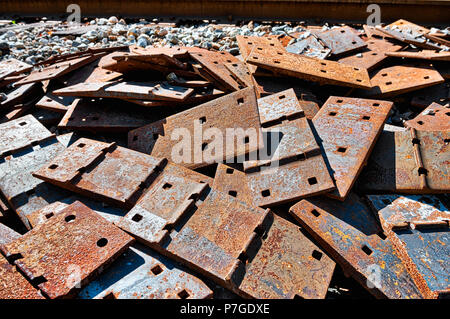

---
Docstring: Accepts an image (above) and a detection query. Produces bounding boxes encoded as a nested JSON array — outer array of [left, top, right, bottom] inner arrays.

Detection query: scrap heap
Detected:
[[0, 19, 448, 299]]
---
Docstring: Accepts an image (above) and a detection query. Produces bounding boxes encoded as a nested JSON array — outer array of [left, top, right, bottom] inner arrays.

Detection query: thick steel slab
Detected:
[[0, 58, 32, 81], [313, 26, 367, 56], [128, 87, 263, 169], [1, 201, 134, 299], [312, 96, 393, 201], [289, 194, 424, 299], [246, 47, 371, 89], [405, 102, 450, 131], [367, 194, 450, 298], [78, 244, 213, 299], [358, 128, 449, 193]]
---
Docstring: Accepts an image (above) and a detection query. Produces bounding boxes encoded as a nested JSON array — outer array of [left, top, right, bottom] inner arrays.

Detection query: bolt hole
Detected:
[[49, 164, 58, 169], [311, 209, 320, 217], [151, 265, 163, 275], [228, 190, 237, 197], [77, 143, 86, 148], [308, 177, 317, 185], [337, 147, 347, 153], [163, 183, 172, 189], [261, 189, 271, 197], [97, 238, 108, 247], [45, 213, 54, 219], [312, 250, 323, 260], [362, 245, 372, 255], [362, 116, 371, 120], [329, 112, 337, 116], [226, 168, 234, 174], [132, 214, 143, 222], [237, 98, 244, 104], [178, 289, 190, 299], [65, 215, 76, 223]]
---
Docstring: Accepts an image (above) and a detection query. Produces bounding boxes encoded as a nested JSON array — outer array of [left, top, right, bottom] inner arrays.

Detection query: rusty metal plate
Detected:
[[338, 38, 403, 71], [362, 64, 445, 98], [128, 87, 263, 169], [236, 35, 284, 62], [286, 35, 331, 59], [58, 98, 152, 132], [0, 222, 20, 246], [376, 26, 440, 50], [0, 201, 134, 299], [386, 50, 450, 61], [78, 244, 213, 299], [36, 93, 76, 113], [257, 89, 305, 126], [411, 82, 450, 109], [129, 45, 189, 59], [33, 138, 164, 209], [246, 47, 371, 89], [387, 19, 429, 35], [0, 58, 32, 81], [405, 102, 450, 131], [0, 82, 42, 110], [0, 254, 44, 299], [0, 114, 54, 157], [53, 81, 194, 102], [289, 194, 424, 299], [367, 194, 450, 298], [358, 128, 450, 193], [15, 54, 103, 86], [189, 48, 242, 91], [113, 51, 187, 69], [312, 96, 393, 201], [224, 61, 255, 89], [237, 213, 335, 299], [313, 26, 367, 56]]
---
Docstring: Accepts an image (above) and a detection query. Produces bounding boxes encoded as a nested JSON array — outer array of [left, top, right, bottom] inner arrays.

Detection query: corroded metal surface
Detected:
[[1, 201, 134, 299], [364, 64, 444, 97], [286, 35, 331, 59], [0, 222, 20, 246], [33, 138, 164, 208], [53, 81, 194, 101], [405, 102, 450, 131], [128, 87, 263, 169], [0, 82, 41, 110], [289, 194, 424, 299], [313, 26, 367, 56], [358, 128, 450, 193], [0, 58, 32, 81], [0, 254, 44, 299], [238, 213, 335, 299], [386, 50, 450, 61], [312, 96, 393, 201], [246, 46, 371, 89], [367, 194, 450, 298], [257, 88, 305, 126], [224, 61, 255, 89], [78, 244, 213, 299]]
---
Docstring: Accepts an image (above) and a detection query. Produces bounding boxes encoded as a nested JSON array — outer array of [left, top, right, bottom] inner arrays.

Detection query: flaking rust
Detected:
[[79, 244, 213, 299], [1, 201, 134, 299], [312, 96, 392, 201], [367, 195, 450, 298], [289, 194, 424, 299], [358, 128, 449, 193], [405, 102, 450, 131], [128, 87, 263, 169]]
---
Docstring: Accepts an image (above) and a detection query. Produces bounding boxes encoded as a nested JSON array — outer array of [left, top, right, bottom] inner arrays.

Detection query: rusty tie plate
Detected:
[[33, 138, 165, 209], [0, 58, 32, 81], [367, 194, 450, 298], [78, 244, 213, 299], [405, 102, 450, 131], [386, 50, 450, 61], [286, 35, 331, 60], [312, 26, 367, 56], [289, 194, 424, 299], [53, 81, 194, 102], [411, 83, 450, 109], [0, 222, 20, 246], [0, 201, 134, 299], [224, 61, 255, 90], [0, 82, 42, 110], [312, 96, 393, 201], [36, 93, 77, 113], [128, 87, 263, 169], [358, 128, 450, 193], [246, 46, 371, 89], [257, 89, 305, 126]]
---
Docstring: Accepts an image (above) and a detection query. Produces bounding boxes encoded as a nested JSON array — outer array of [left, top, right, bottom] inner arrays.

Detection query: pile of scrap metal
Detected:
[[0, 19, 448, 299]]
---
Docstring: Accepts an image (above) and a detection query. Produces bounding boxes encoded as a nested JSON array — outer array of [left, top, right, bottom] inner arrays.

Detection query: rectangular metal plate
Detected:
[[0, 82, 41, 110], [246, 47, 371, 89], [313, 26, 367, 56], [405, 102, 450, 131], [367, 194, 450, 298], [78, 244, 213, 299], [286, 35, 331, 59], [257, 88, 305, 126], [224, 61, 255, 89], [36, 93, 76, 113], [312, 96, 393, 200], [358, 128, 450, 193], [289, 194, 424, 299], [0, 58, 32, 80], [1, 201, 134, 299], [128, 87, 263, 169]]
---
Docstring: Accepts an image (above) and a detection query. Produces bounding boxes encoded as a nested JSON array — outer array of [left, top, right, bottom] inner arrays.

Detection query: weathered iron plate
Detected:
[[386, 50, 450, 61], [0, 58, 32, 81], [237, 35, 284, 61], [338, 38, 403, 71], [78, 244, 213, 299], [224, 61, 255, 89], [363, 64, 444, 98], [0, 222, 20, 246], [113, 51, 187, 69], [411, 82, 450, 109], [257, 88, 305, 126], [0, 82, 41, 110], [0, 254, 44, 299], [128, 87, 263, 169], [246, 47, 371, 89], [376, 26, 440, 50], [358, 128, 450, 193], [58, 98, 152, 132], [286, 35, 331, 59], [405, 102, 450, 131], [53, 81, 194, 102], [33, 138, 165, 208], [129, 45, 189, 59], [289, 194, 424, 299], [36, 93, 77, 113], [367, 194, 450, 298], [312, 96, 393, 201], [387, 19, 429, 36], [313, 26, 367, 56], [1, 201, 134, 299], [238, 213, 335, 299]]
